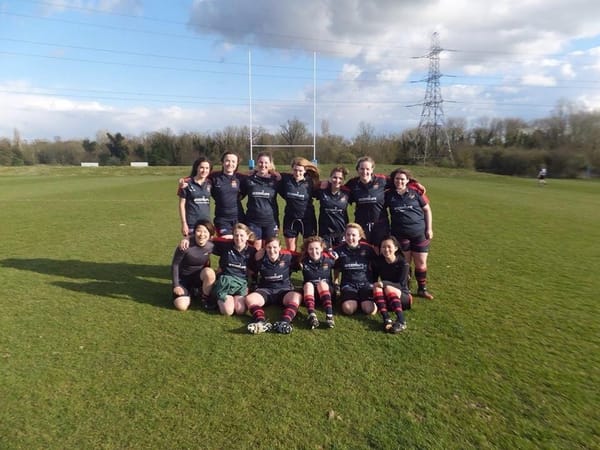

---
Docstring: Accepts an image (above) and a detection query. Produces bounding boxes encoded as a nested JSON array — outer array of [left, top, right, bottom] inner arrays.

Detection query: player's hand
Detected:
[[173, 286, 185, 296], [179, 238, 190, 251]]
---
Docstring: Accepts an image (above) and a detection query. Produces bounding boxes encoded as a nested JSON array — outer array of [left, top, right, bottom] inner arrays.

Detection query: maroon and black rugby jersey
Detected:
[[212, 237, 257, 279], [384, 188, 428, 237]]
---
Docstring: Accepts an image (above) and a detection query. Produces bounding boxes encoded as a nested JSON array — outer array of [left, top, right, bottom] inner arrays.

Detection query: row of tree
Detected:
[[1, 102, 599, 178]]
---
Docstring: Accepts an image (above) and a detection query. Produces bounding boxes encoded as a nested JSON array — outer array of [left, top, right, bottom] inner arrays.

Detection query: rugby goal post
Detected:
[[248, 51, 318, 169]]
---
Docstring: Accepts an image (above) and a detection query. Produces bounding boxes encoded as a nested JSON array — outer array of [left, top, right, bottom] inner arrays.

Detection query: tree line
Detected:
[[1, 102, 599, 178]]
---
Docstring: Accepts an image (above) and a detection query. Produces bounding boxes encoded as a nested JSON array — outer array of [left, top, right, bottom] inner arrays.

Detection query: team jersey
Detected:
[[252, 250, 296, 291], [333, 242, 376, 285], [209, 171, 246, 222], [345, 174, 388, 226], [178, 178, 212, 228], [385, 188, 428, 237], [212, 237, 257, 278], [240, 173, 280, 226], [372, 254, 410, 290], [278, 173, 316, 220], [314, 185, 350, 236], [300, 253, 336, 284], [171, 240, 214, 287]]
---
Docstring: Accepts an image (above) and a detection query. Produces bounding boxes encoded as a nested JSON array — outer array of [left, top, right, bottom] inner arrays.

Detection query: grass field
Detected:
[[0, 165, 598, 449]]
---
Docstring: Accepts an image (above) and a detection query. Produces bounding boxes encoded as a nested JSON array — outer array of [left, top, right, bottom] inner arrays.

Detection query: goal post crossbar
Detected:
[[248, 51, 317, 168]]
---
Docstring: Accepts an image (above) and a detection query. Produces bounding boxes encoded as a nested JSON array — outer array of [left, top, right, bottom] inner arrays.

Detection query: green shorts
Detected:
[[212, 274, 248, 302]]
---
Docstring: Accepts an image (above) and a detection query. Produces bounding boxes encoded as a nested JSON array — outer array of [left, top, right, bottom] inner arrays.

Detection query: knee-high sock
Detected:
[[387, 292, 405, 323], [249, 305, 265, 322], [373, 289, 389, 320], [320, 289, 333, 316], [415, 268, 428, 290], [304, 294, 315, 314], [281, 303, 299, 323]]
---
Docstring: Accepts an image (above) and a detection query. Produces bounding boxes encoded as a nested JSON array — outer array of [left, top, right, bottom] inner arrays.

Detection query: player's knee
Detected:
[[341, 300, 357, 315], [201, 268, 216, 284], [218, 297, 234, 316], [361, 301, 377, 315], [234, 296, 247, 315], [303, 282, 315, 295], [317, 280, 329, 291]]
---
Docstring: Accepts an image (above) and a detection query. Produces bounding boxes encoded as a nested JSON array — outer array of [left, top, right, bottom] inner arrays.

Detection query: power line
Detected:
[[7, 4, 598, 64]]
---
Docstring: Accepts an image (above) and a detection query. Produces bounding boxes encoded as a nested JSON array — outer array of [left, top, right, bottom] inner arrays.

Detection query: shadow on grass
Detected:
[[346, 312, 386, 333], [1, 257, 171, 309]]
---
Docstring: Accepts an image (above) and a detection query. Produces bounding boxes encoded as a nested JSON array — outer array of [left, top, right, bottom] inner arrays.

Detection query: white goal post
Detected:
[[248, 51, 317, 169]]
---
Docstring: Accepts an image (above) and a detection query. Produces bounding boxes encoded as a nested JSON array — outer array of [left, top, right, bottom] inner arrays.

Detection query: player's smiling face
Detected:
[[307, 242, 322, 260], [194, 225, 210, 246], [222, 154, 238, 174], [197, 162, 211, 180], [330, 171, 344, 189], [233, 228, 249, 249], [358, 161, 373, 182], [380, 239, 398, 260], [345, 227, 361, 247], [265, 240, 281, 261], [257, 156, 272, 176], [292, 164, 306, 181], [394, 173, 409, 190]]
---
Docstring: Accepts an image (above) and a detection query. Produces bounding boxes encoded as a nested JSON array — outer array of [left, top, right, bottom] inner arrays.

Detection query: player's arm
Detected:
[[179, 197, 189, 237], [171, 248, 185, 295], [423, 203, 433, 239]]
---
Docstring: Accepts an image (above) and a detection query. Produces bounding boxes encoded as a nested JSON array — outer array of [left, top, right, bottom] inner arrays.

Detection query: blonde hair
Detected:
[[257, 152, 276, 172], [232, 222, 255, 242], [345, 222, 366, 240]]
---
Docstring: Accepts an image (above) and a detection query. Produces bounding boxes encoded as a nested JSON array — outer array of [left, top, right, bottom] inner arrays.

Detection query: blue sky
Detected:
[[2, 0, 600, 141]]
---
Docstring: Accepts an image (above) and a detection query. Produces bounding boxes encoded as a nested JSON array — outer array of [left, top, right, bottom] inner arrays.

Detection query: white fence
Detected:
[[130, 162, 149, 167], [81, 162, 99, 167]]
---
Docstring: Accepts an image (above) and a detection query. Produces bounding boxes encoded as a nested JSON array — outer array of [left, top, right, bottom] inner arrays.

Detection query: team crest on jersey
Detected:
[[231, 180, 238, 188], [409, 193, 415, 200], [278, 261, 286, 267], [322, 263, 330, 270], [340, 197, 347, 204], [374, 183, 380, 189]]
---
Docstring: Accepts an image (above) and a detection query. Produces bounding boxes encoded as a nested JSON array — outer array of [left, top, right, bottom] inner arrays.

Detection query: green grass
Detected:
[[0, 165, 599, 449]]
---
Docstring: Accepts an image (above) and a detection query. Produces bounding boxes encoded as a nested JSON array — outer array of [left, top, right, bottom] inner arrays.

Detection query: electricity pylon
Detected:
[[414, 32, 453, 163]]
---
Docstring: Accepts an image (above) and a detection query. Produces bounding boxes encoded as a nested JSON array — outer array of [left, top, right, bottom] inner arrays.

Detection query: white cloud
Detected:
[[561, 64, 576, 78], [521, 74, 557, 87], [576, 93, 600, 111], [3, 0, 600, 141], [339, 64, 362, 81], [0, 81, 244, 140], [376, 69, 410, 82]]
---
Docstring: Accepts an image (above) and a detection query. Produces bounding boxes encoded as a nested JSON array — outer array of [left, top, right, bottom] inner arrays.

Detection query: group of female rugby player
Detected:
[[171, 151, 434, 335]]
